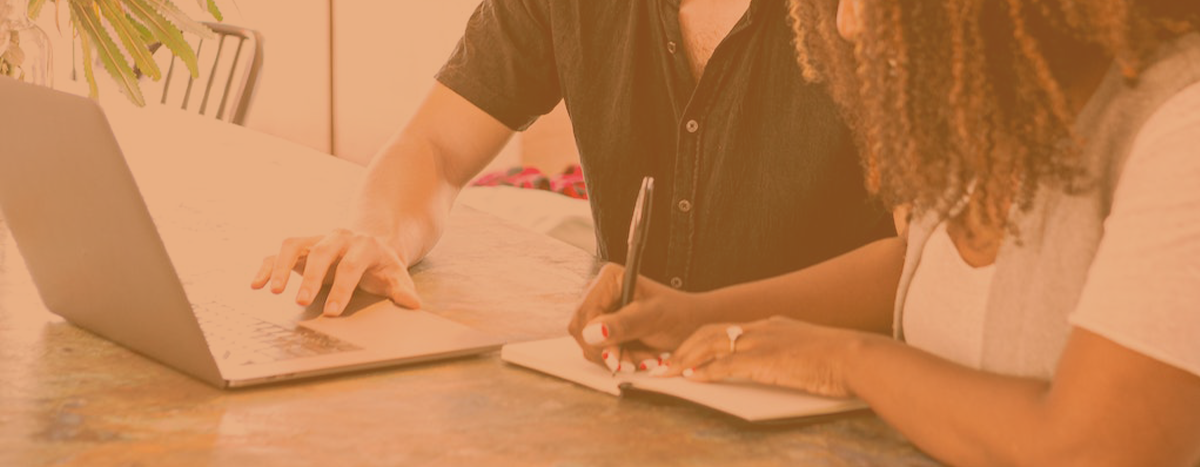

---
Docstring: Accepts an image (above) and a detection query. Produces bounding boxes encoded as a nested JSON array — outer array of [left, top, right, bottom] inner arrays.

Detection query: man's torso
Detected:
[[437, 0, 893, 291]]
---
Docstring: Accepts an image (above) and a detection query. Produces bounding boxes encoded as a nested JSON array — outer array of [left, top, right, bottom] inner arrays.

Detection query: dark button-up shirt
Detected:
[[436, 0, 893, 292]]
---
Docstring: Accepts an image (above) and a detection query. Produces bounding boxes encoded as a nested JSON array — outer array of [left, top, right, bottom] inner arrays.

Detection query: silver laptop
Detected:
[[0, 77, 504, 388]]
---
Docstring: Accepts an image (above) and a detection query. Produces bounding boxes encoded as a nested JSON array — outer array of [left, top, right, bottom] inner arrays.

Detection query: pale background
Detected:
[[35, 1, 593, 251], [37, 0, 579, 171]]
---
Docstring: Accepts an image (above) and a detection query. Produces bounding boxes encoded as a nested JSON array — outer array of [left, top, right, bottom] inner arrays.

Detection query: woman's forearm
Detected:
[[843, 330, 1200, 467], [845, 335, 1052, 466], [696, 236, 905, 334]]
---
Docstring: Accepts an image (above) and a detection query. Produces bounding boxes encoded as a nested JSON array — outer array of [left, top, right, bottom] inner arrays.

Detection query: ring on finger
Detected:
[[726, 325, 744, 353]]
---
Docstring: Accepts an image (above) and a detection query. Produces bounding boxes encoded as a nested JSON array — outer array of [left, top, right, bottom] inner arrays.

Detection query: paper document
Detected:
[[501, 337, 867, 423]]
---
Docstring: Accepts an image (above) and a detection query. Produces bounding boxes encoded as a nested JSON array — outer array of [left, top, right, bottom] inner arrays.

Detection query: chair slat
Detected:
[[180, 39, 204, 111], [199, 35, 228, 117], [216, 37, 246, 121], [139, 23, 262, 126]]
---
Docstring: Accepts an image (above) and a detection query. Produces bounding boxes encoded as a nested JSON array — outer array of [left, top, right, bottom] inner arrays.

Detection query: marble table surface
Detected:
[[0, 100, 938, 466]]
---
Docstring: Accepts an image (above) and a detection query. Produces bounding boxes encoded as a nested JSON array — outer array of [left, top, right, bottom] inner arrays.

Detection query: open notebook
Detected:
[[501, 337, 868, 423]]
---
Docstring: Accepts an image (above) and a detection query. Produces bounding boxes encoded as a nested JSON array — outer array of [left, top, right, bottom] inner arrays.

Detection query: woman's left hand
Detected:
[[663, 316, 873, 399]]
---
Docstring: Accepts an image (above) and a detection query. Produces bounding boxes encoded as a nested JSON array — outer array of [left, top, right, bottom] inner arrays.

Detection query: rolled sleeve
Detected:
[[435, 0, 563, 131]]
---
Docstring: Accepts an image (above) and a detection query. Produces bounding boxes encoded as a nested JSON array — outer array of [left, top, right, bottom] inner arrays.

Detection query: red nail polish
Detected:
[[638, 362, 647, 370], [602, 352, 609, 359], [601, 324, 609, 338]]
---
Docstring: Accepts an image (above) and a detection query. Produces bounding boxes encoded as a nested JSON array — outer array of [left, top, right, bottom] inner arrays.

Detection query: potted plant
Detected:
[[0, 0, 223, 105]]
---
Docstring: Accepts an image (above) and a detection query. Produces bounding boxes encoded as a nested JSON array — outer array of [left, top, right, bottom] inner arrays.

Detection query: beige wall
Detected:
[[160, 0, 333, 155], [331, 1, 520, 169], [39, 2, 577, 172]]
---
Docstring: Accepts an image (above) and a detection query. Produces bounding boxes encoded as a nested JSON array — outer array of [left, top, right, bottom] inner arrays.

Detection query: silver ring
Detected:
[[726, 325, 744, 353]]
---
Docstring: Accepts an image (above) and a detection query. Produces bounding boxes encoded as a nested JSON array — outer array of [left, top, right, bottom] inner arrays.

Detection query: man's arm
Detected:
[[352, 82, 516, 267], [252, 83, 516, 316]]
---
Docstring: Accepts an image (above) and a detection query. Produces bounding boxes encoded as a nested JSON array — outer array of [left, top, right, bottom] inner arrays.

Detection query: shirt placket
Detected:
[[659, 0, 758, 291]]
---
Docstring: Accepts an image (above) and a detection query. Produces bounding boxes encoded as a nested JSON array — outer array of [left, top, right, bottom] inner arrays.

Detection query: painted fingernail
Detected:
[[323, 301, 340, 317], [604, 352, 620, 373], [639, 359, 660, 372], [683, 368, 695, 378], [619, 361, 636, 374], [648, 365, 671, 377], [582, 323, 608, 345]]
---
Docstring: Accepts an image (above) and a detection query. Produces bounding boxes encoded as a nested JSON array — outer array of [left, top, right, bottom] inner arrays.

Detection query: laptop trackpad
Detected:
[[297, 303, 492, 353]]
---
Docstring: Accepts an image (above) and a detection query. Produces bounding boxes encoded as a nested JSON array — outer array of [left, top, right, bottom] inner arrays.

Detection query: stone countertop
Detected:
[[0, 102, 938, 466]]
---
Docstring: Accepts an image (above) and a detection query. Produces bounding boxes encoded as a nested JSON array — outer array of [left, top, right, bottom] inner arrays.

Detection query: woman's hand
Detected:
[[568, 263, 716, 373], [664, 316, 874, 399], [250, 228, 422, 316]]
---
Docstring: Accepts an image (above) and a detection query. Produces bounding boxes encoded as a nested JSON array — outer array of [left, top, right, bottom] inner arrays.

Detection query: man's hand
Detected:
[[251, 229, 421, 317], [568, 263, 714, 373]]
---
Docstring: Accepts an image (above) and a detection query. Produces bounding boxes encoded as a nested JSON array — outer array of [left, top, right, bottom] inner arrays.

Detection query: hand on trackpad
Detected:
[[298, 287, 405, 320], [298, 299, 484, 353]]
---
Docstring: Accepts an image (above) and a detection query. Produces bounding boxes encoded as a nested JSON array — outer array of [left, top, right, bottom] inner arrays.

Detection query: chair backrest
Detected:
[[148, 22, 264, 126]]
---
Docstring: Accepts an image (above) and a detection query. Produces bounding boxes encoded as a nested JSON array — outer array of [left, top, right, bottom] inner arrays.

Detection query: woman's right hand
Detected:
[[568, 263, 718, 373], [250, 228, 422, 317]]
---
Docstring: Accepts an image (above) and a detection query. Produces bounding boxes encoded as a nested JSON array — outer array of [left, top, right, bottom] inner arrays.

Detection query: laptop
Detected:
[[0, 77, 504, 388]]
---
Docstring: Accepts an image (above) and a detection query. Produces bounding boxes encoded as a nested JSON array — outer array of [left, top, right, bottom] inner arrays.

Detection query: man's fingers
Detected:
[[386, 273, 423, 310], [322, 248, 372, 317], [250, 256, 275, 289], [294, 238, 347, 306], [269, 236, 318, 293]]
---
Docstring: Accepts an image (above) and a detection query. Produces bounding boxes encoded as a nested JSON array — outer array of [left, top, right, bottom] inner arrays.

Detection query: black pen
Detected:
[[612, 176, 654, 377]]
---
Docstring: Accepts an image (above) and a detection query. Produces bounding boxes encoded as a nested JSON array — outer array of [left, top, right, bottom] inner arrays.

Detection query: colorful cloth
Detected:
[[473, 164, 588, 200]]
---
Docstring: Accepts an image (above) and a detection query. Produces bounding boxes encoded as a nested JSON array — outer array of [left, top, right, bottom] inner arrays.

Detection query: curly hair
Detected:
[[788, 0, 1200, 240]]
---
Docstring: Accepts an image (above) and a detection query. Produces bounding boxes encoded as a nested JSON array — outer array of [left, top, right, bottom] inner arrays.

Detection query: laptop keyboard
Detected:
[[192, 301, 361, 366]]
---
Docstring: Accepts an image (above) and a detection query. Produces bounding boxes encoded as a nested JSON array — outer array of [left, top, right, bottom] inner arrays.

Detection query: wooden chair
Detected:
[[146, 22, 264, 126]]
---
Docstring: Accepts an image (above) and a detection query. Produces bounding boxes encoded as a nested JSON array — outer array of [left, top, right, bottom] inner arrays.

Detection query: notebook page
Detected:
[[500, 336, 628, 396], [501, 337, 866, 422]]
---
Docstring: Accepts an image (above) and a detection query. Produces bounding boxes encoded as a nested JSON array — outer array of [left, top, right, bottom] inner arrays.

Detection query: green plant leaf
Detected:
[[195, 0, 221, 22], [70, 0, 146, 106], [143, 0, 216, 40], [96, 0, 161, 80], [78, 30, 99, 99], [28, 0, 51, 19], [123, 0, 199, 77], [205, 0, 221, 22], [126, 12, 156, 44]]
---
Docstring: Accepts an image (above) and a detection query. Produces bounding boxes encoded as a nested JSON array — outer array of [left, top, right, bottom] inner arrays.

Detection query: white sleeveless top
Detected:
[[899, 80, 1200, 376], [902, 222, 995, 368]]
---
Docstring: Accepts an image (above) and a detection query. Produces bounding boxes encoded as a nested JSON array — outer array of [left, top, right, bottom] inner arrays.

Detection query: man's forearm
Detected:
[[345, 83, 516, 268], [350, 132, 460, 268], [696, 237, 905, 334]]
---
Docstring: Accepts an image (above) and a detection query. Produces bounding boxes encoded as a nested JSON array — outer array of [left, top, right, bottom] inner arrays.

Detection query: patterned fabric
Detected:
[[473, 164, 588, 200]]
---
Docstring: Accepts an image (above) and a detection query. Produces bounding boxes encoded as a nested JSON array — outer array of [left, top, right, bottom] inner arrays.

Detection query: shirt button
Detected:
[[669, 277, 684, 289], [667, 41, 677, 54], [685, 120, 699, 133], [677, 199, 692, 213]]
